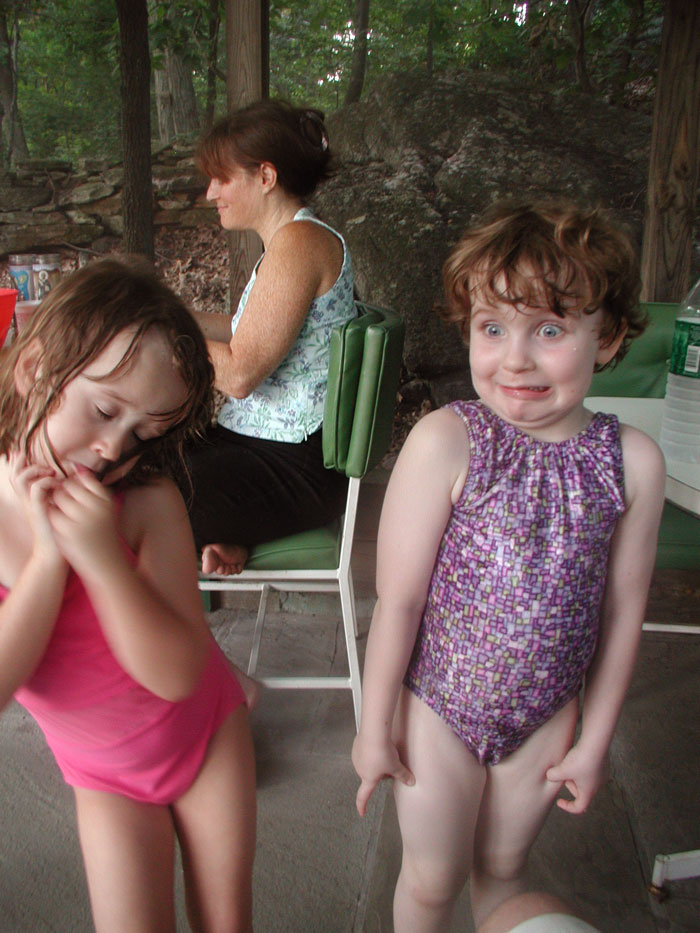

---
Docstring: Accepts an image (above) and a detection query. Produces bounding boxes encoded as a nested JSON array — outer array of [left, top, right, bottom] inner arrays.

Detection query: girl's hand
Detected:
[[7, 451, 63, 563], [545, 743, 609, 815], [352, 732, 415, 817], [48, 472, 122, 575]]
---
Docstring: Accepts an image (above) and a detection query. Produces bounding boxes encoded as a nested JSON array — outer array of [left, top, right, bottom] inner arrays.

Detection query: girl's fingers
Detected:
[[395, 764, 416, 787], [356, 778, 378, 817]]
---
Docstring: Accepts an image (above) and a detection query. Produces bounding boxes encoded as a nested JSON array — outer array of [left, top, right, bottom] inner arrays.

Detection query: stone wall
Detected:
[[0, 143, 215, 256]]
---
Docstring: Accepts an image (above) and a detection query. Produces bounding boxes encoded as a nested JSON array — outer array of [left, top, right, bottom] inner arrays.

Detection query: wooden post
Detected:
[[225, 0, 269, 309], [640, 0, 700, 302]]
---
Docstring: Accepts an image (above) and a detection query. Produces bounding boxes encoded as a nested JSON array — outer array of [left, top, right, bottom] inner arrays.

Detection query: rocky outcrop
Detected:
[[314, 70, 665, 403]]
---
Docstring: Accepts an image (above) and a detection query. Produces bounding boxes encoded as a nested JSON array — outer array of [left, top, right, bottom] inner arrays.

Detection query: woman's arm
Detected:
[[352, 408, 470, 815], [48, 474, 211, 702], [546, 425, 666, 813], [205, 220, 343, 399]]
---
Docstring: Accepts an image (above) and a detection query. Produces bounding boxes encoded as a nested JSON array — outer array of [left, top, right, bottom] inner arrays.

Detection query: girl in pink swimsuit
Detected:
[[352, 200, 666, 932], [0, 259, 255, 932]]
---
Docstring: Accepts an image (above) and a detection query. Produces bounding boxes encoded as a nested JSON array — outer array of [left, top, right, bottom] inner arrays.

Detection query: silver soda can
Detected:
[[8, 254, 35, 300], [32, 253, 62, 300]]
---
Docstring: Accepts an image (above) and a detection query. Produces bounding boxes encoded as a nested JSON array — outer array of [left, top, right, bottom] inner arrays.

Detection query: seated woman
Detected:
[[185, 99, 355, 576]]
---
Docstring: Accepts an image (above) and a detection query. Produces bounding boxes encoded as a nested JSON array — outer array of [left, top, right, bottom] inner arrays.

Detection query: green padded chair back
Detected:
[[589, 300, 699, 571], [323, 301, 405, 478], [589, 301, 678, 398]]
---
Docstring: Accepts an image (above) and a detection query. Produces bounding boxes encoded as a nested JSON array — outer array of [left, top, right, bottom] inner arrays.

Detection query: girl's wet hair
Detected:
[[196, 98, 333, 199], [0, 256, 214, 486], [442, 199, 646, 367]]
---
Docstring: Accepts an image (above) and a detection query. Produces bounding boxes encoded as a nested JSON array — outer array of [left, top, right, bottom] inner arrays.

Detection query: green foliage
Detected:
[[15, 0, 120, 160], [5, 0, 664, 163]]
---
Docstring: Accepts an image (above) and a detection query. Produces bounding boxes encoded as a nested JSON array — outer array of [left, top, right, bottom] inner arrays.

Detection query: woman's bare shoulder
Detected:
[[270, 215, 342, 263]]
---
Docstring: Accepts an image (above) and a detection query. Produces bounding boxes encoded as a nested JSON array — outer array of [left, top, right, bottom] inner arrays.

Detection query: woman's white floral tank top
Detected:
[[217, 207, 355, 443]]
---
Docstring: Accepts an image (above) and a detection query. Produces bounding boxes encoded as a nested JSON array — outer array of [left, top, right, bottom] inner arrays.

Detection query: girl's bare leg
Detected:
[[74, 787, 176, 933], [392, 687, 487, 933], [201, 543, 248, 576], [470, 696, 580, 929], [172, 706, 256, 933]]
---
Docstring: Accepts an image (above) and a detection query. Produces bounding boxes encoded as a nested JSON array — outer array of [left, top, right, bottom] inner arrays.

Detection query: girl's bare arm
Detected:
[[49, 475, 211, 702], [547, 424, 666, 813], [352, 408, 469, 815], [0, 458, 69, 706]]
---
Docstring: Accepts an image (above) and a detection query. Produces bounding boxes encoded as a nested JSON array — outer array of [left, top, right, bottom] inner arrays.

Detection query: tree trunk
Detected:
[[566, 0, 594, 94], [225, 0, 268, 309], [426, 1, 434, 78], [115, 0, 154, 259], [641, 0, 700, 302], [0, 12, 29, 166], [154, 66, 176, 145], [166, 48, 199, 136], [610, 0, 645, 105], [151, 0, 199, 146], [204, 0, 221, 131], [344, 0, 370, 105]]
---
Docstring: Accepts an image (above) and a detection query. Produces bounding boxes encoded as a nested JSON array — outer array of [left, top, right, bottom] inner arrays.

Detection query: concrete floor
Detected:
[[0, 476, 699, 931]]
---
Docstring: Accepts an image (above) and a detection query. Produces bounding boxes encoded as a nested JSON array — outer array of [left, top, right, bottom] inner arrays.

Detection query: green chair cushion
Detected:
[[246, 521, 342, 571], [244, 301, 404, 572], [590, 301, 700, 573], [655, 502, 700, 571], [323, 308, 380, 471], [346, 307, 405, 477], [589, 302, 677, 399]]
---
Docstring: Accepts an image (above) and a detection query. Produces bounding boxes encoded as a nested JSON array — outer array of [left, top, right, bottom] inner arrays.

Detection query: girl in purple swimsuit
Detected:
[[0, 260, 256, 931], [352, 200, 666, 932]]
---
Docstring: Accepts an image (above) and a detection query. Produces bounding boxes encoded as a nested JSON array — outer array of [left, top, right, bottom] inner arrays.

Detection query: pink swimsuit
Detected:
[[4, 552, 245, 805]]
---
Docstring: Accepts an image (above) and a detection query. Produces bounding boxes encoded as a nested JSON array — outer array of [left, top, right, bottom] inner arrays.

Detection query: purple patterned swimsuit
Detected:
[[404, 400, 626, 765]]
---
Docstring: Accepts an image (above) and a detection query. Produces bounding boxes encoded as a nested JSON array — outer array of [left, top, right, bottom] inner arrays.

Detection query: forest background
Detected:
[[1, 0, 664, 167], [0, 0, 697, 448]]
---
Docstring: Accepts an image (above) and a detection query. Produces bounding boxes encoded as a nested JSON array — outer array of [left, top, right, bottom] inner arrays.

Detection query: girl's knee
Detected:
[[472, 848, 527, 887], [399, 853, 469, 911]]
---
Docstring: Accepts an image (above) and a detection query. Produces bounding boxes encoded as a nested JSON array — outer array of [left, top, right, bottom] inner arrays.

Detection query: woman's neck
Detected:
[[257, 193, 305, 249]]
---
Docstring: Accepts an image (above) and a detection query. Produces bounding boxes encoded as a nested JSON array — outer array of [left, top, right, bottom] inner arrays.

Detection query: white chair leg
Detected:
[[248, 584, 270, 678], [643, 622, 700, 635], [649, 849, 700, 899], [339, 573, 362, 731], [346, 566, 359, 637]]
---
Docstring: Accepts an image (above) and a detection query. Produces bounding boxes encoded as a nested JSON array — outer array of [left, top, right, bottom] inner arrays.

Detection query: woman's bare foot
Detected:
[[201, 542, 249, 576]]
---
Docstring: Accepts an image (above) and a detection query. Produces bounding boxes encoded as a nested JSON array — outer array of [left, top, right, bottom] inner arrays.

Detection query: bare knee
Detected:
[[473, 846, 527, 886], [470, 850, 529, 930], [398, 852, 469, 912]]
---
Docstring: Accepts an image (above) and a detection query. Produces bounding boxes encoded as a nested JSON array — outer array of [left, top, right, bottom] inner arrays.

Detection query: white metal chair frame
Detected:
[[199, 479, 363, 729]]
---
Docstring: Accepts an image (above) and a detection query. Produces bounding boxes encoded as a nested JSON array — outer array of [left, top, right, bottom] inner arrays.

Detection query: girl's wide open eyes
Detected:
[[538, 322, 564, 339], [483, 322, 505, 338]]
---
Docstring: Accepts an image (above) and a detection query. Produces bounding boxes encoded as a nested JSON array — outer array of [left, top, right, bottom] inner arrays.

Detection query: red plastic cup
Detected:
[[0, 288, 18, 347]]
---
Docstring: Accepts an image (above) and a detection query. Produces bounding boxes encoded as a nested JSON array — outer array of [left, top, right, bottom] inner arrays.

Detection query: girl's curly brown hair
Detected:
[[441, 199, 646, 369]]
